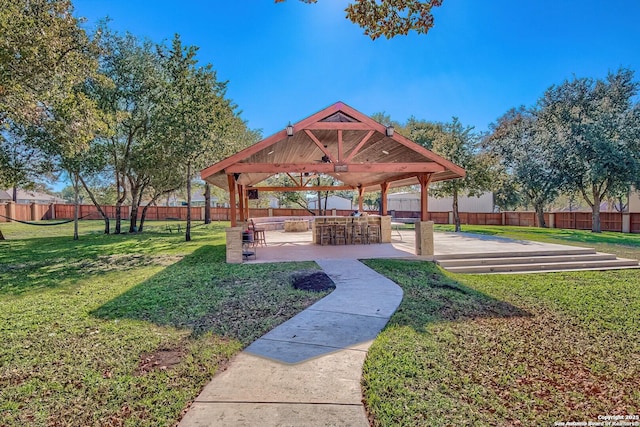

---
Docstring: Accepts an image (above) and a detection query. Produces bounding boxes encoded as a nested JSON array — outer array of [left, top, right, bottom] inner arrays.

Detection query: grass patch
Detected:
[[362, 259, 640, 426], [0, 220, 328, 426]]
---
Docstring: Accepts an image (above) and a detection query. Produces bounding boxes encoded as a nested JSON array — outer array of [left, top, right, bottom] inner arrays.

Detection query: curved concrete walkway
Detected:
[[179, 259, 403, 427]]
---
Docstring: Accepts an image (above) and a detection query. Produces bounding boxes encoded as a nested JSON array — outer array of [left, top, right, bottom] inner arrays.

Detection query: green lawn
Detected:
[[4, 221, 640, 426], [362, 226, 640, 426], [0, 220, 328, 426]]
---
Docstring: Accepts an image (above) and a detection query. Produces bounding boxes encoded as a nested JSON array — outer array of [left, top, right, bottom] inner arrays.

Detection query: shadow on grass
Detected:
[[362, 259, 531, 330], [91, 245, 326, 345], [0, 231, 189, 295]]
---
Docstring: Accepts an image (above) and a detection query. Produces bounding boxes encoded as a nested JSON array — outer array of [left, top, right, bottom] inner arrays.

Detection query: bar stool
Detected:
[[334, 223, 347, 245], [367, 223, 381, 244], [249, 219, 267, 247], [351, 221, 365, 244], [319, 224, 333, 245]]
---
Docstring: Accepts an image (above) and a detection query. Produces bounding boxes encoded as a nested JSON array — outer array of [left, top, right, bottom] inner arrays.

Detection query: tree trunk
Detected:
[[453, 187, 461, 232], [129, 206, 138, 232], [128, 183, 140, 233], [323, 192, 329, 214], [78, 175, 110, 234], [73, 174, 79, 241], [592, 187, 601, 233], [535, 203, 547, 228], [186, 163, 192, 242], [12, 187, 17, 202], [114, 170, 126, 234], [316, 178, 322, 216], [204, 184, 211, 224], [138, 199, 155, 233]]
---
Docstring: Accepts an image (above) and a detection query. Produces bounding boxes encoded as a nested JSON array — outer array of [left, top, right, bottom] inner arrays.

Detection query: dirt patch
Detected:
[[290, 270, 336, 292], [136, 345, 185, 376]]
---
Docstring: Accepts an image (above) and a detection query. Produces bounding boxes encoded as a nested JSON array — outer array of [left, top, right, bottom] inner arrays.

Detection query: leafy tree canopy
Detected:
[[484, 106, 560, 227], [538, 68, 640, 232], [0, 0, 98, 126], [275, 0, 443, 40]]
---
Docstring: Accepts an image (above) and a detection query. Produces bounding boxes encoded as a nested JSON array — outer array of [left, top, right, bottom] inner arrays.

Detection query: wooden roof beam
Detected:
[[248, 185, 355, 192], [225, 162, 446, 174], [344, 130, 375, 163], [303, 122, 372, 130], [304, 130, 337, 163]]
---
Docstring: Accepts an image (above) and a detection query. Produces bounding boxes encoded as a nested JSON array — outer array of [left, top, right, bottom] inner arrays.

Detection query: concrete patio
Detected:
[[244, 228, 639, 273]]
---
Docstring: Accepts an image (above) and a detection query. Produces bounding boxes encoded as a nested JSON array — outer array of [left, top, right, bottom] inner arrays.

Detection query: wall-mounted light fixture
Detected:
[[286, 122, 294, 137], [385, 125, 394, 137]]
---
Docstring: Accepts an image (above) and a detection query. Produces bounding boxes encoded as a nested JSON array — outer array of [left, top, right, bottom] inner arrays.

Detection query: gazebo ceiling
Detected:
[[201, 102, 465, 192]]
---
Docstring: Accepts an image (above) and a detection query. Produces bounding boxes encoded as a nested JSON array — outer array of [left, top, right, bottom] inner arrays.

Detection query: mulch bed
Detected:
[[290, 270, 336, 292]]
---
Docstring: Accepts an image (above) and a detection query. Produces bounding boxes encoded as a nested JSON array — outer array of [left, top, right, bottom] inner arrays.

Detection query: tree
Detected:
[[407, 117, 491, 232], [1, 0, 99, 191], [276, 0, 444, 40], [33, 87, 105, 239], [484, 107, 560, 227], [0, 0, 97, 139], [0, 123, 55, 196], [538, 68, 640, 232], [156, 35, 242, 241], [91, 29, 166, 233], [490, 169, 521, 212], [269, 174, 313, 212]]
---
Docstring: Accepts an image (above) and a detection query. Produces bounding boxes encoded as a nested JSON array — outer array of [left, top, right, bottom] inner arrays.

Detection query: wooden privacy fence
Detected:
[[1, 202, 639, 234]]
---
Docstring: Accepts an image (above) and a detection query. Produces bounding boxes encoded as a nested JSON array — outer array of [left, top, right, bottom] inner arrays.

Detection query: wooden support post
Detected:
[[237, 184, 245, 223], [243, 189, 250, 221], [417, 174, 433, 222], [358, 186, 364, 212], [228, 174, 237, 227], [380, 182, 390, 216]]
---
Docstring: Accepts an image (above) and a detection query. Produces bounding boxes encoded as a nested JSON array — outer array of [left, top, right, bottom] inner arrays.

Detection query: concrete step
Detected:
[[442, 258, 640, 274], [434, 247, 596, 261], [437, 252, 617, 268]]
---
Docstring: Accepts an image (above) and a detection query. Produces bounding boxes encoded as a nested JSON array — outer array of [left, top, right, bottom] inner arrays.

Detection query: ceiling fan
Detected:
[[313, 145, 332, 163]]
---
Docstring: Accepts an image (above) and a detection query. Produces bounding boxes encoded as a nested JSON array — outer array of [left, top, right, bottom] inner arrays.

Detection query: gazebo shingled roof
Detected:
[[201, 102, 465, 225]]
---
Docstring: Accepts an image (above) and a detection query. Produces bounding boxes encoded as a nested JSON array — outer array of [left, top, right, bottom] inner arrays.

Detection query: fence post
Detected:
[[622, 213, 631, 233], [268, 208, 273, 217], [548, 212, 555, 228], [332, 208, 337, 216], [7, 201, 15, 221], [29, 202, 40, 221]]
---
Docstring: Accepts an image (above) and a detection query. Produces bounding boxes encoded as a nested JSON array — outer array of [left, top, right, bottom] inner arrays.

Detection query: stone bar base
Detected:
[[284, 219, 309, 232], [380, 216, 392, 243], [415, 221, 434, 256], [226, 227, 243, 264]]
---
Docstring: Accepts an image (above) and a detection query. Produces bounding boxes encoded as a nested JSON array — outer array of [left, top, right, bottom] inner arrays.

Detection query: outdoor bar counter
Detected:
[[311, 215, 392, 245]]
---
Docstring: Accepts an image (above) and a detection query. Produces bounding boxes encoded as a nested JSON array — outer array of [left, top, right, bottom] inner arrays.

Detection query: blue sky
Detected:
[[73, 0, 640, 138]]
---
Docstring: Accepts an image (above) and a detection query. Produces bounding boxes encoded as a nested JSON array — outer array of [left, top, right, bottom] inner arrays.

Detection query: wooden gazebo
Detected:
[[201, 101, 465, 228]]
